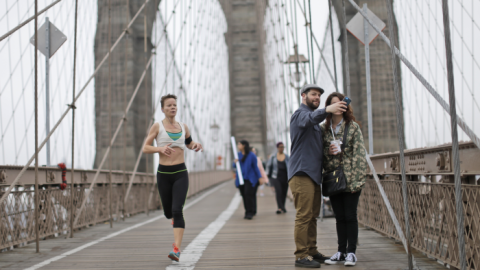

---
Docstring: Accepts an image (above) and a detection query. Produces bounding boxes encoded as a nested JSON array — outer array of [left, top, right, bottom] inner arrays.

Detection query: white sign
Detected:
[[346, 7, 386, 45], [230, 136, 244, 185], [30, 20, 67, 58]]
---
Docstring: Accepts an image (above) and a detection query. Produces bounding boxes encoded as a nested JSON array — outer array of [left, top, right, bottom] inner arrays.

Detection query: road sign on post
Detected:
[[346, 6, 385, 155], [30, 19, 67, 166], [346, 7, 385, 45]]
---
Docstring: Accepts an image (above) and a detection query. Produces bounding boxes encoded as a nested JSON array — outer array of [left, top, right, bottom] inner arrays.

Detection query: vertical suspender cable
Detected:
[[34, 0, 40, 253], [340, 0, 351, 97], [302, 0, 312, 82], [122, 0, 129, 221], [70, 0, 79, 238], [328, 0, 339, 92], [308, 0, 315, 83], [384, 0, 413, 269], [107, 0, 113, 229], [143, 7, 149, 216], [441, 1, 467, 269]]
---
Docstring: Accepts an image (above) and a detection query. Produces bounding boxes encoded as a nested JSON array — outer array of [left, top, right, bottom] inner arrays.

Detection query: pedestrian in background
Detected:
[[234, 140, 262, 220], [321, 92, 367, 267], [266, 142, 290, 214]]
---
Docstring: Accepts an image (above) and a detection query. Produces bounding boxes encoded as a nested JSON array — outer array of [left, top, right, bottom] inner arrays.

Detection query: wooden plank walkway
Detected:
[[1, 180, 446, 270]]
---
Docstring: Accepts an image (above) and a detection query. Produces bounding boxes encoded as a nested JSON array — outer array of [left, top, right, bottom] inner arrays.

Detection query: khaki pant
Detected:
[[289, 175, 322, 259]]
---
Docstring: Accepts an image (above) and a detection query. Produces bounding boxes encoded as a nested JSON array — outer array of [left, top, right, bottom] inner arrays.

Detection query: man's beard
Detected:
[[306, 96, 320, 110]]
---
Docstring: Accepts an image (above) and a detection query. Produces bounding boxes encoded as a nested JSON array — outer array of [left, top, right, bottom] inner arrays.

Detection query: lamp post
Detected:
[[210, 121, 220, 170], [285, 45, 309, 106]]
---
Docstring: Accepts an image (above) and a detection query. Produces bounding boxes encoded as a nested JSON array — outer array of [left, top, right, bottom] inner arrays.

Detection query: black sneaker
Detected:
[[344, 253, 357, 266], [311, 252, 330, 263], [244, 215, 253, 220], [295, 256, 321, 268], [324, 252, 346, 265]]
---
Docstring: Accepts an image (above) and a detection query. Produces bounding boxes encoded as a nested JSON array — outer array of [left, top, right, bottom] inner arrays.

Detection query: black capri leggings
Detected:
[[157, 163, 189, 228]]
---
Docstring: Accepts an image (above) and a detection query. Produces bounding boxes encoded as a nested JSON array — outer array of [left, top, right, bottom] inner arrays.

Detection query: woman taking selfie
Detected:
[[234, 140, 262, 220], [266, 142, 290, 214], [320, 92, 367, 266], [142, 94, 203, 262]]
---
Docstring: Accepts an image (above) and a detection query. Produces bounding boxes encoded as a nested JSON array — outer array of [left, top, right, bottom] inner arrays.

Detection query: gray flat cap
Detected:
[[300, 84, 325, 95]]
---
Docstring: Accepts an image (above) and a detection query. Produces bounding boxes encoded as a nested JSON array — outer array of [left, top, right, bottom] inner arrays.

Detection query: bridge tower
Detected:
[[218, 0, 269, 159], [333, 0, 404, 153], [94, 0, 159, 172]]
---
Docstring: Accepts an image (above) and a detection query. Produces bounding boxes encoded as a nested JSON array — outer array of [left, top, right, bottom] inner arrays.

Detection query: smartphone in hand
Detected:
[[343, 97, 352, 106]]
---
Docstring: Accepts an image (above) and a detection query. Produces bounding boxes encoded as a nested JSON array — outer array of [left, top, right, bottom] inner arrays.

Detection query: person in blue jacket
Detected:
[[233, 140, 262, 220]]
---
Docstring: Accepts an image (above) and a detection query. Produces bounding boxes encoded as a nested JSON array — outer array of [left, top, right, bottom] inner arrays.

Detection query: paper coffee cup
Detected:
[[331, 140, 342, 154]]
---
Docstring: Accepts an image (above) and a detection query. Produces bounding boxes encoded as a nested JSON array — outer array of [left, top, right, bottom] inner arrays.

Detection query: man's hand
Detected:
[[159, 143, 176, 157], [326, 101, 347, 114], [328, 144, 339, 155], [190, 142, 203, 152]]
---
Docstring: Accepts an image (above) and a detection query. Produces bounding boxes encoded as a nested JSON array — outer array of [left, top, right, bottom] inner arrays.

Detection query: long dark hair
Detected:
[[240, 140, 251, 162], [324, 92, 361, 131]]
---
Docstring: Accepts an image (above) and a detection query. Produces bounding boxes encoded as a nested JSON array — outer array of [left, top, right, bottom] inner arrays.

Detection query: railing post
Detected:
[[441, 1, 467, 269]]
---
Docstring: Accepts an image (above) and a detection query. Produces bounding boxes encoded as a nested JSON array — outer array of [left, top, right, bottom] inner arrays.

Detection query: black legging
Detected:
[[330, 190, 362, 254], [238, 180, 258, 216], [272, 177, 288, 211], [157, 163, 189, 228]]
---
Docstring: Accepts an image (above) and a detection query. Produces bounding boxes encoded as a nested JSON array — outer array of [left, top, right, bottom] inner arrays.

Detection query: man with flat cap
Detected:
[[288, 84, 347, 268]]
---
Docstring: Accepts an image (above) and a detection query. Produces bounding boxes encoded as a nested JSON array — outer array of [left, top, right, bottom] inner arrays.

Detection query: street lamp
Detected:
[[285, 44, 309, 105]]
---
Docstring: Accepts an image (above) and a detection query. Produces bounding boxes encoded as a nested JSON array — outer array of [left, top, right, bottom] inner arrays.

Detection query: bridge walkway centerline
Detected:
[[1, 181, 446, 270]]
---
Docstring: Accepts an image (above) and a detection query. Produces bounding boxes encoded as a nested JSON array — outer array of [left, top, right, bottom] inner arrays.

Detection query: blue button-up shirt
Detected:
[[288, 103, 328, 185]]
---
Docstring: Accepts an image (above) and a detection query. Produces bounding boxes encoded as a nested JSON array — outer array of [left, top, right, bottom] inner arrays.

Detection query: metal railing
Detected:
[[358, 142, 480, 270], [0, 169, 232, 251]]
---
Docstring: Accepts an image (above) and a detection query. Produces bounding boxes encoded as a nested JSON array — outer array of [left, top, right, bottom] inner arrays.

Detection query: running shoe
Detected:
[[324, 251, 346, 265], [168, 243, 181, 262], [311, 252, 330, 263], [344, 253, 357, 266]]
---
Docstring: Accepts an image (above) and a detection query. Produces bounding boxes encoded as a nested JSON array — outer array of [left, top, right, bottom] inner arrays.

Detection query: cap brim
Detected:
[[302, 86, 325, 94]]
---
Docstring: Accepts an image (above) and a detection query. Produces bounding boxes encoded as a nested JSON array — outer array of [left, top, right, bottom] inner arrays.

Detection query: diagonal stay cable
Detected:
[[0, 0, 152, 206], [364, 149, 417, 265], [0, 0, 62, 42], [74, 51, 160, 227], [346, 0, 480, 150]]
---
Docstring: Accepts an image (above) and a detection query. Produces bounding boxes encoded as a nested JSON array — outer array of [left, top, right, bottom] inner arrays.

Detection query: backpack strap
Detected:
[[339, 123, 350, 165]]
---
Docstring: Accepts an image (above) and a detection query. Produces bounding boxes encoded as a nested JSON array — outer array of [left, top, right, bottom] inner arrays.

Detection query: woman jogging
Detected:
[[234, 140, 262, 220], [142, 94, 203, 262], [320, 92, 367, 267], [266, 142, 290, 214]]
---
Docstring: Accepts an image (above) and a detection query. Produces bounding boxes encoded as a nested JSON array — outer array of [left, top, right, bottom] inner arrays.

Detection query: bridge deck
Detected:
[[2, 181, 446, 270]]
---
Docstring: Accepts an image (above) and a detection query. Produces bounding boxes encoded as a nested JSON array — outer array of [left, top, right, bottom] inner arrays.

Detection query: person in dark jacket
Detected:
[[234, 140, 262, 220], [266, 142, 290, 214], [288, 84, 347, 268]]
